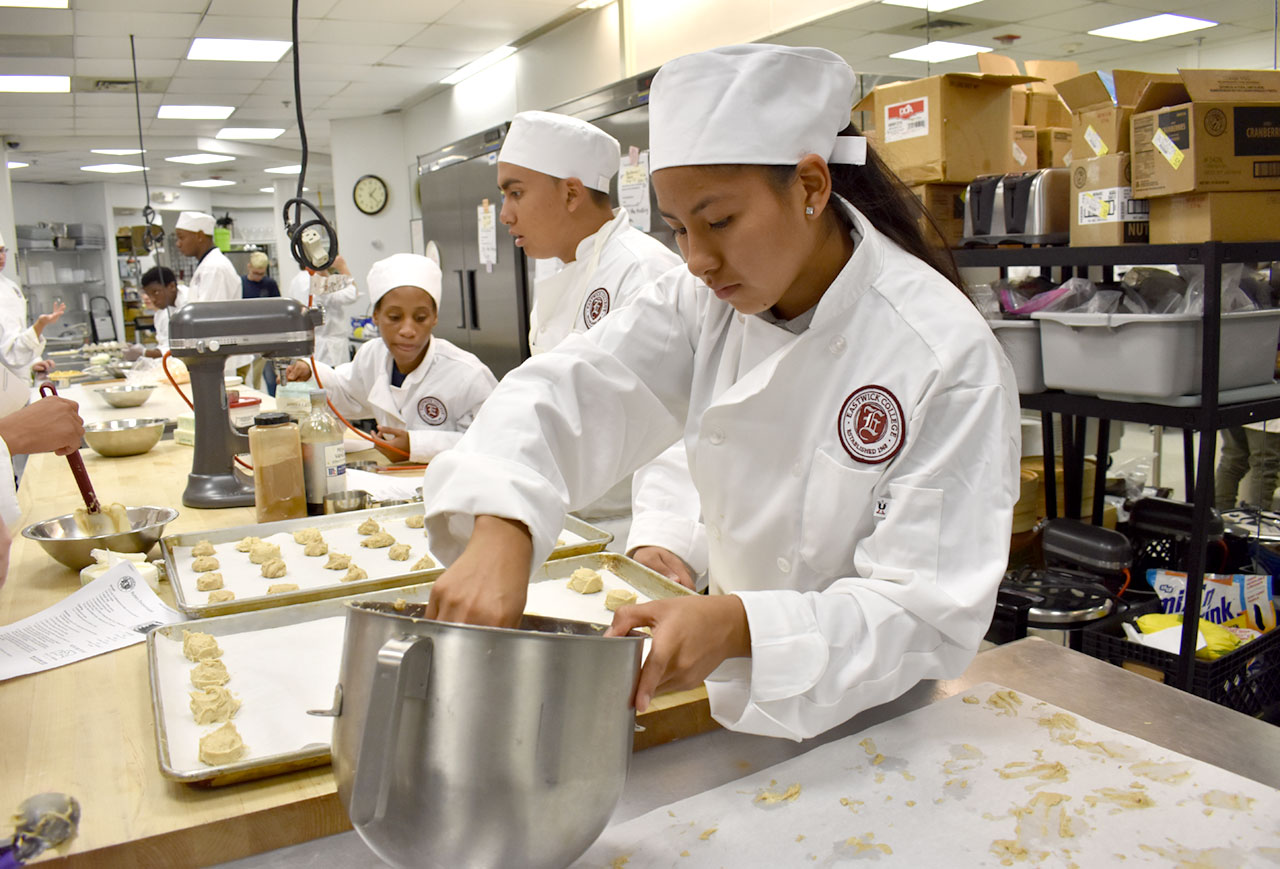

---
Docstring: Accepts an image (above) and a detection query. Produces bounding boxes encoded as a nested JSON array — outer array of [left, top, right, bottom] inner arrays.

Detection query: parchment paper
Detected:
[[572, 683, 1280, 867]]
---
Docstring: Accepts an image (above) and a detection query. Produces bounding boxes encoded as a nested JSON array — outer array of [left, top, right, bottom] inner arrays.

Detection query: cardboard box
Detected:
[[1131, 68, 1280, 198], [1011, 88, 1028, 126], [981, 54, 1077, 128], [1037, 127, 1073, 168], [911, 183, 967, 248], [1149, 190, 1280, 243], [1069, 153, 1149, 246], [1057, 69, 1182, 160], [1026, 92, 1073, 128], [853, 72, 1037, 183], [1010, 125, 1038, 172]]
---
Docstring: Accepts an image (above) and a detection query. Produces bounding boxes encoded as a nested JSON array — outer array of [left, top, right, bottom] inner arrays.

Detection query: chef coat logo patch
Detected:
[[583, 288, 611, 327], [838, 386, 905, 465], [417, 396, 447, 426]]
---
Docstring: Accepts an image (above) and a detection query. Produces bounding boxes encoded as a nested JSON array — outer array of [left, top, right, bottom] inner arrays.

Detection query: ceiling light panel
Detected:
[[1088, 14, 1217, 42], [80, 163, 144, 173], [441, 45, 516, 86], [91, 148, 144, 156], [166, 153, 236, 164], [6, 161, 29, 169], [186, 37, 291, 62], [0, 75, 70, 93], [890, 41, 992, 62], [0, 0, 68, 7], [157, 104, 235, 119], [181, 179, 236, 187], [216, 127, 285, 140], [264, 164, 301, 174]]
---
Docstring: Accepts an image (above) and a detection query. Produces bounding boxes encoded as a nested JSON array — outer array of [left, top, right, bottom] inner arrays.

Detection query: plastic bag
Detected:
[[1177, 263, 1253, 314], [966, 282, 1002, 319], [1121, 267, 1187, 314]]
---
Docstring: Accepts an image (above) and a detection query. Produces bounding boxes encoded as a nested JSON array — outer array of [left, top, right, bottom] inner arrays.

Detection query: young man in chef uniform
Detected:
[[497, 111, 703, 581], [174, 211, 251, 375], [420, 45, 1020, 741], [283, 254, 360, 367], [286, 253, 497, 463], [0, 229, 62, 417]]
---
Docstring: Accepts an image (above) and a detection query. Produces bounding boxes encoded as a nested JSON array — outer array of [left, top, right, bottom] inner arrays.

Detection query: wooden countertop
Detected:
[[0, 432, 711, 866]]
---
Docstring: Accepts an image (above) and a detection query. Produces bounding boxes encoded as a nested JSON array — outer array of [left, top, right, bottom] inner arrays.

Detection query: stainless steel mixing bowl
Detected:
[[22, 505, 179, 570], [94, 384, 156, 408], [83, 418, 166, 457]]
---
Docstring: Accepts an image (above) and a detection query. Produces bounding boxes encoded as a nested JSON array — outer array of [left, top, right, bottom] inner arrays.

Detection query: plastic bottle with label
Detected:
[[248, 411, 307, 523], [300, 389, 347, 515]]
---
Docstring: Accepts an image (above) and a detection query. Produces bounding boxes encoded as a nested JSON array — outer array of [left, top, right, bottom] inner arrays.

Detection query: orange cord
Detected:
[[1117, 567, 1131, 598]]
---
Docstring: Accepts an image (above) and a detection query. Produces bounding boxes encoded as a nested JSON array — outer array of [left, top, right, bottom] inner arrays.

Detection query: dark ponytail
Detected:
[[766, 123, 965, 293]]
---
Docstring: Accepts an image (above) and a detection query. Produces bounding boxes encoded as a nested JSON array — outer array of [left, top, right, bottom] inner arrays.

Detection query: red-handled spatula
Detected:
[[38, 382, 112, 533]]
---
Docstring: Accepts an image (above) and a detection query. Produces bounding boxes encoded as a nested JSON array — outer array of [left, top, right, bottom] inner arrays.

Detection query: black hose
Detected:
[[129, 34, 162, 264], [283, 0, 338, 272]]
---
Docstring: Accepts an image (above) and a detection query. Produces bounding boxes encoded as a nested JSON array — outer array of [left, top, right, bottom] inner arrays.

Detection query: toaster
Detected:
[[962, 168, 1070, 246]]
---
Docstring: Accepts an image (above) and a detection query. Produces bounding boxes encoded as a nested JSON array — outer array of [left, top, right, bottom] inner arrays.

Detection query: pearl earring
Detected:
[[805, 206, 814, 216]]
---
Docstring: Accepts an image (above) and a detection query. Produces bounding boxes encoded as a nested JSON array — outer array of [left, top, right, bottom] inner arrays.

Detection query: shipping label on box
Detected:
[[1077, 186, 1147, 224], [885, 97, 929, 143], [1010, 125, 1038, 171], [1070, 153, 1148, 245]]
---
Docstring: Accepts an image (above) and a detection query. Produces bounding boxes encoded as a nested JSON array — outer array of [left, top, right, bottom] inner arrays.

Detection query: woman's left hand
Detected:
[[605, 594, 751, 713], [30, 359, 53, 374], [373, 425, 410, 461]]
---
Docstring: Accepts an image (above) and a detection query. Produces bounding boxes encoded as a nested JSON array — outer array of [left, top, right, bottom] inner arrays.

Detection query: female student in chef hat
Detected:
[[420, 44, 1020, 741], [287, 253, 498, 463]]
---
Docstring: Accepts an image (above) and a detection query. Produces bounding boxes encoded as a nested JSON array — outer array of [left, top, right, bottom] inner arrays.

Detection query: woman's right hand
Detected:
[[34, 302, 66, 337], [423, 515, 533, 628], [630, 546, 696, 589], [285, 360, 312, 382]]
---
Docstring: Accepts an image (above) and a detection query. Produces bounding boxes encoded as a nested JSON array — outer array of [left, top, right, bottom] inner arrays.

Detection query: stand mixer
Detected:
[[169, 298, 321, 508]]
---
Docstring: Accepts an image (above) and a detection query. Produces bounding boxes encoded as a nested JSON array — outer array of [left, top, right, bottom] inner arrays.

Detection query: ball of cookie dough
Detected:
[[249, 542, 281, 565], [198, 721, 246, 766], [235, 536, 261, 553], [267, 582, 299, 594], [324, 552, 351, 571], [404, 514, 425, 529], [182, 629, 222, 662], [190, 686, 240, 725], [357, 518, 380, 536], [304, 540, 328, 557], [292, 527, 323, 545], [192, 555, 220, 573], [208, 589, 235, 604], [605, 589, 638, 611], [191, 539, 216, 557], [342, 565, 368, 583], [567, 567, 603, 594], [411, 553, 436, 571], [196, 572, 224, 592], [361, 531, 395, 549], [260, 557, 288, 579], [190, 660, 230, 690], [388, 543, 411, 561]]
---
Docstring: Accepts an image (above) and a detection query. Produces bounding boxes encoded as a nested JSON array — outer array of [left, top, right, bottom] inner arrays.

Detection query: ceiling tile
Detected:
[[0, 57, 73, 75], [299, 18, 429, 45], [166, 76, 261, 96], [172, 58, 283, 81], [73, 58, 179, 78], [73, 36, 190, 60], [253, 77, 346, 98], [407, 22, 523, 51], [0, 8, 73, 36], [436, 0, 574, 32], [814, 3, 927, 32], [1026, 2, 1161, 32], [325, 0, 456, 22], [71, 11, 202, 38], [299, 42, 396, 66], [379, 45, 481, 69], [73, 0, 210, 10], [961, 0, 1096, 23], [193, 15, 294, 41], [206, 0, 340, 16]]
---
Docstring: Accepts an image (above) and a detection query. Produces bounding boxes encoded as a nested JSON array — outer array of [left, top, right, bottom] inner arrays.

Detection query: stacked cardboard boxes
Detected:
[[1129, 69, 1280, 243]]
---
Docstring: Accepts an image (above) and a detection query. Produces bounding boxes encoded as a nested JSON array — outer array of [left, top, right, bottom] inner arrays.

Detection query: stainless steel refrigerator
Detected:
[[415, 72, 676, 380]]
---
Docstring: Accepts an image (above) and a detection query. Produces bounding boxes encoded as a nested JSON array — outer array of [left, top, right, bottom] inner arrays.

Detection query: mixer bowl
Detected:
[[329, 604, 643, 869], [83, 418, 166, 457], [22, 505, 179, 570], [95, 384, 156, 408]]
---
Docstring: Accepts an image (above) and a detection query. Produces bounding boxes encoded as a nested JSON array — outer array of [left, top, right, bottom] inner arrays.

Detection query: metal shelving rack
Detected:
[[953, 241, 1280, 692]]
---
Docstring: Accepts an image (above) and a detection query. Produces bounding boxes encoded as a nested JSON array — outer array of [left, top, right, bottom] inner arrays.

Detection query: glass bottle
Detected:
[[248, 412, 307, 523], [300, 389, 347, 515]]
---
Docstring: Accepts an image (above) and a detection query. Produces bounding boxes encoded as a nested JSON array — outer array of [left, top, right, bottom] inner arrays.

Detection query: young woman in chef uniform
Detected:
[[287, 253, 498, 463], [420, 45, 1020, 740]]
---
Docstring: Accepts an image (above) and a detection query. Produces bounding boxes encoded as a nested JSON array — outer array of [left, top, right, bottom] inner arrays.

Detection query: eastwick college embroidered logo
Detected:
[[417, 396, 447, 426], [583, 287, 611, 327], [838, 386, 905, 464]]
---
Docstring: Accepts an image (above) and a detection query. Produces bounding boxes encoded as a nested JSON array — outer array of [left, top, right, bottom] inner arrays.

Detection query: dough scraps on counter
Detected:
[[260, 558, 288, 579], [189, 686, 240, 725], [192, 555, 220, 573], [190, 660, 230, 689], [388, 543, 411, 561], [195, 572, 224, 592], [249, 542, 282, 564], [324, 552, 351, 570], [208, 589, 235, 603], [235, 536, 262, 553], [567, 567, 603, 594], [412, 553, 435, 571], [342, 565, 368, 583], [266, 582, 299, 594], [357, 518, 380, 536], [198, 721, 246, 766], [292, 528, 323, 545], [181, 630, 221, 662], [303, 540, 328, 557], [393, 598, 408, 611], [404, 514, 425, 529], [753, 782, 802, 805], [605, 589, 637, 611], [361, 531, 395, 549], [191, 540, 216, 557]]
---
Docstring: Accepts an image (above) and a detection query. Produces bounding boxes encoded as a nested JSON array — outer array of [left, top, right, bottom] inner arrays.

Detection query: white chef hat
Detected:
[[649, 44, 866, 173], [175, 211, 215, 235], [498, 111, 620, 193], [366, 253, 442, 310]]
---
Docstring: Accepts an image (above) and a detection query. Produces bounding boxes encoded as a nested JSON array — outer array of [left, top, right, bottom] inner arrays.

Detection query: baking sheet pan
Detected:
[[148, 553, 685, 786], [162, 506, 610, 618]]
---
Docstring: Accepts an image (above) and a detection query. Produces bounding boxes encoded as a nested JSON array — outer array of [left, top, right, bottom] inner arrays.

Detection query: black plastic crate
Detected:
[[1081, 599, 1280, 717]]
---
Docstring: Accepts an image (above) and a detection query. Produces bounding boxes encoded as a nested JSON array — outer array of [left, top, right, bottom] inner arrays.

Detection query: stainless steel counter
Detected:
[[216, 638, 1280, 868]]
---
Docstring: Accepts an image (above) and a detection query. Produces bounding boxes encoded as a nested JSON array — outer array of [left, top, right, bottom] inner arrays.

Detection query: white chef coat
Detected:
[[188, 247, 250, 372], [0, 435, 17, 531], [0, 273, 43, 418], [313, 336, 497, 463], [422, 201, 1021, 740], [285, 271, 360, 367], [151, 283, 189, 354]]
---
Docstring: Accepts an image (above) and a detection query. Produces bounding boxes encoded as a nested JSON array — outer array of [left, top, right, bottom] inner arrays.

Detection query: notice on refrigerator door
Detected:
[[619, 150, 652, 233], [477, 202, 498, 271]]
